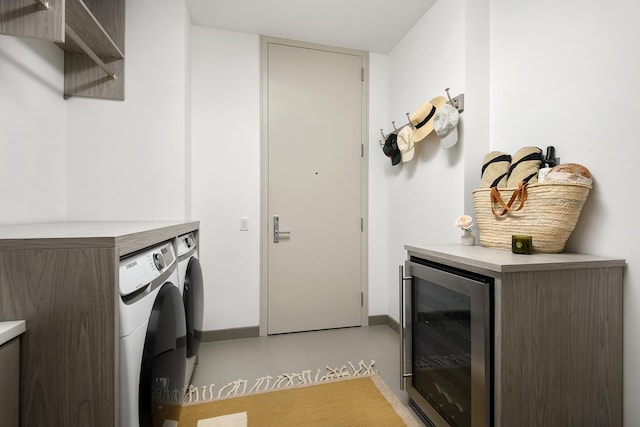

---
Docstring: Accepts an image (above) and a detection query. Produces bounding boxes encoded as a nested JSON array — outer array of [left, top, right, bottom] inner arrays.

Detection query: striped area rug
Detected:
[[154, 361, 421, 426]]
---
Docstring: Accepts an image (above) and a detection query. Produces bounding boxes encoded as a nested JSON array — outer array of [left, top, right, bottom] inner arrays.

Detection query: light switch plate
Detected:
[[240, 217, 248, 231]]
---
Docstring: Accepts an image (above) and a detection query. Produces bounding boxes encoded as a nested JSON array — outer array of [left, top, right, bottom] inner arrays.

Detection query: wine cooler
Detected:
[[400, 257, 494, 427]]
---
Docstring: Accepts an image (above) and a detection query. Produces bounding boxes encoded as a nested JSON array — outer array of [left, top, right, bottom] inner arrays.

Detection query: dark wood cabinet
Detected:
[[0, 221, 199, 427], [0, 329, 23, 427], [405, 244, 624, 427]]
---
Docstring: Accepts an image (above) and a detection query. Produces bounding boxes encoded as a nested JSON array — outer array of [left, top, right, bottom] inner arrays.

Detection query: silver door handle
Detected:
[[273, 215, 291, 243], [399, 264, 412, 390]]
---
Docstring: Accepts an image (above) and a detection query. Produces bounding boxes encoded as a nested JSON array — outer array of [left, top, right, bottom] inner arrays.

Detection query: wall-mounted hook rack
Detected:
[[379, 92, 464, 154], [379, 110, 431, 148], [379, 129, 387, 146], [379, 115, 414, 146], [405, 113, 414, 129], [445, 87, 465, 113]]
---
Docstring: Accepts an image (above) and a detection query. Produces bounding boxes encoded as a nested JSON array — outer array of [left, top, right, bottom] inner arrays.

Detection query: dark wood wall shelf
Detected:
[[0, 0, 64, 42], [0, 0, 125, 100]]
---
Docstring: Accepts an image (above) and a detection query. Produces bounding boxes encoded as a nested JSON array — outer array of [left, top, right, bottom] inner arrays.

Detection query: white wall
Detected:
[[385, 0, 466, 319], [3, 2, 639, 422], [488, 0, 639, 423], [464, 0, 490, 214], [367, 52, 390, 316], [0, 35, 66, 224], [190, 28, 392, 330], [65, 0, 190, 221], [190, 27, 262, 330], [187, 1, 466, 329], [0, 1, 190, 224]]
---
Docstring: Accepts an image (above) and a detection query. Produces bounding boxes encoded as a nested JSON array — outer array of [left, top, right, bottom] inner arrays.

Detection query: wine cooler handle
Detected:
[[399, 264, 412, 390]]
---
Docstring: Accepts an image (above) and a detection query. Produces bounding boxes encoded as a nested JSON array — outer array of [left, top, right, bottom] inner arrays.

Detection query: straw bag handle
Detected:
[[490, 181, 529, 217]]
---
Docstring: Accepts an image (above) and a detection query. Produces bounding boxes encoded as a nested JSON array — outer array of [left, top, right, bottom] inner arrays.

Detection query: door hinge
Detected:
[[361, 143, 364, 158], [361, 292, 364, 307], [361, 68, 364, 82], [360, 217, 364, 231]]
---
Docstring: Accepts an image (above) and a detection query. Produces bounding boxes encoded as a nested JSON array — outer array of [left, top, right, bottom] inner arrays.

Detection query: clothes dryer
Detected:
[[177, 232, 204, 387], [119, 241, 186, 427]]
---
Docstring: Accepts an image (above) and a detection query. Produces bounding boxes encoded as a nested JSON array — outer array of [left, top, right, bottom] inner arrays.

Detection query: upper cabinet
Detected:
[[0, 0, 125, 100]]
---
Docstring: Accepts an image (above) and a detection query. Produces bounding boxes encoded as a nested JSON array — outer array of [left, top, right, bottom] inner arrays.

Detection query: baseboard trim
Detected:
[[202, 315, 399, 342], [201, 326, 260, 342], [368, 314, 399, 334]]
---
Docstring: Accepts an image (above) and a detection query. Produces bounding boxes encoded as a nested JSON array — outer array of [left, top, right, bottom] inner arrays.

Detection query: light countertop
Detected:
[[0, 320, 26, 346], [0, 221, 196, 239], [0, 221, 199, 256], [405, 244, 626, 273]]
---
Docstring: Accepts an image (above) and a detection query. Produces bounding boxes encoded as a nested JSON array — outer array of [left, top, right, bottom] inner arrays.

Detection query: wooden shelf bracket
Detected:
[[34, 0, 50, 9], [65, 23, 116, 80]]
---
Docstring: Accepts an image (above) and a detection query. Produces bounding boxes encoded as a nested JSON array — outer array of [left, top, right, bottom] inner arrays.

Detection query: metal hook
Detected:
[[380, 129, 387, 140], [444, 88, 465, 113], [445, 87, 454, 105], [405, 113, 414, 129], [392, 121, 398, 132]]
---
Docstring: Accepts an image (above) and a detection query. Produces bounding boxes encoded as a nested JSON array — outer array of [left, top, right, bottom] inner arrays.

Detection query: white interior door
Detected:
[[262, 39, 367, 335]]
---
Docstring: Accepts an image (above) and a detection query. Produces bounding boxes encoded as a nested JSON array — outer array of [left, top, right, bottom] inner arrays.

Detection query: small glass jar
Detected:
[[512, 235, 532, 254]]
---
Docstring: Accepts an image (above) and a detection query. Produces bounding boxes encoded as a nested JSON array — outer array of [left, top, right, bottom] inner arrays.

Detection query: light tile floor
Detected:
[[190, 325, 408, 404]]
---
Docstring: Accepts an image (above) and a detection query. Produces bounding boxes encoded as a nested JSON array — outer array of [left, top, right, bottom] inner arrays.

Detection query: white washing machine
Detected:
[[119, 241, 186, 427], [177, 232, 204, 387]]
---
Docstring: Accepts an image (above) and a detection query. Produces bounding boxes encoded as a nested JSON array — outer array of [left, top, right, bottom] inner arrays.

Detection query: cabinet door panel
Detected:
[[0, 248, 118, 427]]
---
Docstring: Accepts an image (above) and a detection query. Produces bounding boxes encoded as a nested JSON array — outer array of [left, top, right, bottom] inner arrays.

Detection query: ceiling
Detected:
[[186, 0, 437, 54]]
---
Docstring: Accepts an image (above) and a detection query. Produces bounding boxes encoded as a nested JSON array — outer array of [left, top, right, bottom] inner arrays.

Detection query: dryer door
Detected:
[[184, 257, 204, 358], [139, 283, 186, 427]]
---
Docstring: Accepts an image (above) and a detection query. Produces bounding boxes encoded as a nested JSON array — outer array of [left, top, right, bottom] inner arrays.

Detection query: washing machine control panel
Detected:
[[177, 232, 197, 257], [152, 252, 166, 271], [119, 242, 176, 297]]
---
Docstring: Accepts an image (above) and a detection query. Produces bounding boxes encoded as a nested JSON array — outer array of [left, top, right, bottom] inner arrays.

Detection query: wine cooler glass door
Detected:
[[404, 260, 492, 427]]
